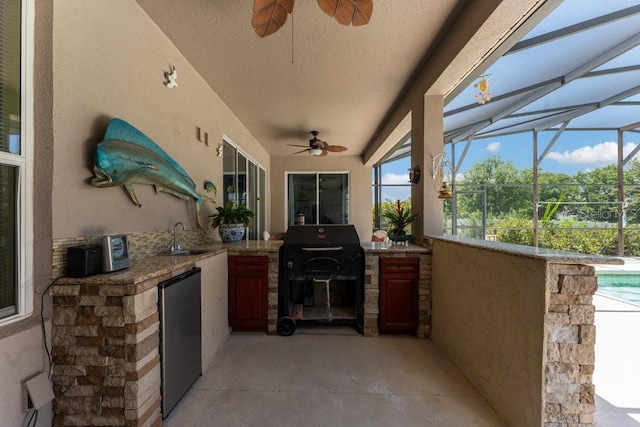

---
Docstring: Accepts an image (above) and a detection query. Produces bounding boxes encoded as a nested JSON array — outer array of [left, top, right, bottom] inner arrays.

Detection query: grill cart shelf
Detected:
[[278, 225, 364, 336]]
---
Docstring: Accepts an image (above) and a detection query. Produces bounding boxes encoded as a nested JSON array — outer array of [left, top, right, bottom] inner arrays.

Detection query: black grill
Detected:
[[278, 225, 364, 335]]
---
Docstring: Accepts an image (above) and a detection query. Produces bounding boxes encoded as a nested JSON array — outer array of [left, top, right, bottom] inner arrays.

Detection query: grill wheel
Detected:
[[277, 316, 296, 336]]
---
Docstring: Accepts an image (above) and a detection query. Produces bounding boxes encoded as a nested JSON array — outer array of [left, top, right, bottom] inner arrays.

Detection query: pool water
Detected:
[[596, 274, 640, 305]]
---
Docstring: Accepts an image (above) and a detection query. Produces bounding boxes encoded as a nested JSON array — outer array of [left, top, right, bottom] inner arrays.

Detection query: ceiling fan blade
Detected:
[[319, 149, 328, 157], [287, 144, 311, 148], [326, 145, 347, 152], [317, 0, 373, 26], [252, 0, 294, 38], [291, 148, 310, 155]]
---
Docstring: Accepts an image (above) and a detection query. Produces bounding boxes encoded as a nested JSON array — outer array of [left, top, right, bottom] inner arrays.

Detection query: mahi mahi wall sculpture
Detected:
[[91, 118, 214, 227]]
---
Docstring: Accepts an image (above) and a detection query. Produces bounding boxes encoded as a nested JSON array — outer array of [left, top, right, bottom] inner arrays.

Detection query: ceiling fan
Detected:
[[288, 131, 348, 156], [252, 0, 373, 38]]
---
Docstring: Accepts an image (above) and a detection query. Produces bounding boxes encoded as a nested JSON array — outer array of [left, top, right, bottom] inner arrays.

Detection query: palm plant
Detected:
[[382, 200, 417, 243], [209, 201, 254, 228]]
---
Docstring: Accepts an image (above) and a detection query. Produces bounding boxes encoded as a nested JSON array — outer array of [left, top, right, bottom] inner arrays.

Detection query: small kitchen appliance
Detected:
[[67, 244, 103, 278], [101, 234, 130, 273]]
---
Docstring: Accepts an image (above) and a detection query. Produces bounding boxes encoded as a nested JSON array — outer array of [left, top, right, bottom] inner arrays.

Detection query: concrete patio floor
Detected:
[[162, 261, 640, 427], [163, 329, 505, 426]]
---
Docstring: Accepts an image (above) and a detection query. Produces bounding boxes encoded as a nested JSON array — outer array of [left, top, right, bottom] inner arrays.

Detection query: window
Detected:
[[372, 132, 412, 230], [222, 139, 266, 240], [0, 0, 34, 323], [287, 173, 349, 226]]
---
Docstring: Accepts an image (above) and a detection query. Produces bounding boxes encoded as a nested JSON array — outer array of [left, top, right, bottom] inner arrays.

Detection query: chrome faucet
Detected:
[[171, 222, 186, 251]]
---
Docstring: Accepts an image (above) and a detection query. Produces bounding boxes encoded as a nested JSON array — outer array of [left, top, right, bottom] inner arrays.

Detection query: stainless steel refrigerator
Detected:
[[159, 268, 202, 418]]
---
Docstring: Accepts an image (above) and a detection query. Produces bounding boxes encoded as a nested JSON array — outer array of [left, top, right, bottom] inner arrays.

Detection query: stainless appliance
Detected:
[[101, 234, 130, 273], [159, 268, 202, 418], [278, 225, 364, 335]]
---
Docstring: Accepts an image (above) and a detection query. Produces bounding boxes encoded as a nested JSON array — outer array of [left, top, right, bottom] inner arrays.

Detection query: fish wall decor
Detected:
[[91, 118, 214, 227]]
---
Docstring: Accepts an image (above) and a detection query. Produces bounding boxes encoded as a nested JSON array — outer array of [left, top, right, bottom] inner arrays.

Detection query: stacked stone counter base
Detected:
[[49, 270, 186, 427], [544, 265, 598, 426]]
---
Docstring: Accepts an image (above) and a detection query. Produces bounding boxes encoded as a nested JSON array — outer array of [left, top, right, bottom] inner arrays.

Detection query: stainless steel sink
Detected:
[[162, 249, 211, 256]]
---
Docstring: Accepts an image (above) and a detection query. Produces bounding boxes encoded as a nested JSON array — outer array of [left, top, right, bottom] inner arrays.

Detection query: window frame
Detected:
[[285, 171, 350, 228], [0, 0, 35, 325]]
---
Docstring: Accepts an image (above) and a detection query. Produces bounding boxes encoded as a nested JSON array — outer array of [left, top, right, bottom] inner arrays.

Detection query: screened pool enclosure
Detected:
[[373, 0, 640, 256]]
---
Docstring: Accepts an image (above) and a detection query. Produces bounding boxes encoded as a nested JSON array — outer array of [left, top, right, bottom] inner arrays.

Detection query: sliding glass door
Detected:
[[287, 173, 349, 226]]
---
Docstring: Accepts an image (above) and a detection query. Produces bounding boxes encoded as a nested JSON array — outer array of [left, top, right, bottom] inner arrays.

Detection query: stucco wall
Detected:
[[431, 239, 546, 426], [269, 155, 372, 240], [51, 0, 269, 238], [0, 320, 54, 427], [0, 0, 55, 425]]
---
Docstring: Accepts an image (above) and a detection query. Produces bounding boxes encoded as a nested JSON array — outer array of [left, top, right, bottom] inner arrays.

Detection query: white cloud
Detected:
[[547, 141, 637, 165], [381, 172, 409, 185], [380, 173, 411, 201], [486, 142, 501, 152]]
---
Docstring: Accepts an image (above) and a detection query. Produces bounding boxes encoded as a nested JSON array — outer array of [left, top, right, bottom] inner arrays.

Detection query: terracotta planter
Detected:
[[218, 224, 246, 242]]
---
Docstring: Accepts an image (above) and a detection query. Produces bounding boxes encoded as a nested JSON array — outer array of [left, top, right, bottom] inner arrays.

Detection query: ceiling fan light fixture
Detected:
[[309, 147, 323, 156]]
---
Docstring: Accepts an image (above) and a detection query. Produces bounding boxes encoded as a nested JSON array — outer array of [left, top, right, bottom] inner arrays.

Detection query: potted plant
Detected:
[[382, 199, 417, 244], [209, 201, 255, 242]]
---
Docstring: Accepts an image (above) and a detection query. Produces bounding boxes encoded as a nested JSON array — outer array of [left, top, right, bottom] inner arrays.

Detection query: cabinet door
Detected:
[[379, 258, 418, 333], [229, 256, 268, 331]]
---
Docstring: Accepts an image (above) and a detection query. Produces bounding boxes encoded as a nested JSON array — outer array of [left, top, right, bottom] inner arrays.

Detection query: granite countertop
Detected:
[[431, 235, 624, 265], [54, 247, 228, 287], [54, 239, 431, 288], [361, 242, 431, 254]]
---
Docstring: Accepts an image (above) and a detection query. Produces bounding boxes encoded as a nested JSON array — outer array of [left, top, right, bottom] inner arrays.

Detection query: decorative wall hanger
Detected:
[[408, 165, 421, 184], [91, 118, 214, 226], [164, 66, 178, 88], [252, 0, 373, 38], [431, 152, 453, 199]]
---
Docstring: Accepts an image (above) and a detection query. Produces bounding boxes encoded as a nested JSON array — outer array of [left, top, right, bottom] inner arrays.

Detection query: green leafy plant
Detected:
[[382, 199, 417, 242], [209, 201, 255, 228], [541, 194, 565, 224]]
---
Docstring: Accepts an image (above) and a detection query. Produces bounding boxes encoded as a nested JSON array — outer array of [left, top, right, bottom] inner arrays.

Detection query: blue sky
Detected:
[[378, 130, 638, 202]]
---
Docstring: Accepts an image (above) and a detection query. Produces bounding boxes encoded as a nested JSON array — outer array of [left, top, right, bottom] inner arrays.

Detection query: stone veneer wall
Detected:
[[544, 264, 597, 425], [50, 263, 196, 426], [52, 228, 218, 278]]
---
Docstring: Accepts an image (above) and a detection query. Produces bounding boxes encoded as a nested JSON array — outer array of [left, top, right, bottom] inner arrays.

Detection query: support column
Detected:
[[412, 94, 444, 239]]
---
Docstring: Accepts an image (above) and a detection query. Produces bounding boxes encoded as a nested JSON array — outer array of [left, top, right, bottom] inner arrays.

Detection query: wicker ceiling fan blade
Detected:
[[287, 144, 311, 148], [317, 0, 373, 26], [326, 145, 348, 152], [319, 149, 329, 157], [291, 148, 310, 155], [252, 0, 295, 38]]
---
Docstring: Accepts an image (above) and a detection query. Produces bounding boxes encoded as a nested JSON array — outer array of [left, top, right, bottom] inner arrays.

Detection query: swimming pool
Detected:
[[596, 273, 640, 305]]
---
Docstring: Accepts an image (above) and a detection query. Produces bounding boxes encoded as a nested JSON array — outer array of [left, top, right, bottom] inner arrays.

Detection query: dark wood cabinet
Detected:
[[228, 256, 268, 331], [379, 257, 419, 333]]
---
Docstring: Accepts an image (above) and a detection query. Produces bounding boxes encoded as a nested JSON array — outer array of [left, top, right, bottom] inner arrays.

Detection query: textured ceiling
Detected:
[[136, 0, 470, 158], [135, 1, 554, 159]]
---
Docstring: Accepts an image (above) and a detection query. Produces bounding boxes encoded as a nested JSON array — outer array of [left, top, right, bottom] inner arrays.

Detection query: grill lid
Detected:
[[283, 225, 360, 248]]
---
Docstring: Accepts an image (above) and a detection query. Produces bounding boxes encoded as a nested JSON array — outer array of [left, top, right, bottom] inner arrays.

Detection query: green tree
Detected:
[[574, 165, 618, 223], [457, 155, 530, 221]]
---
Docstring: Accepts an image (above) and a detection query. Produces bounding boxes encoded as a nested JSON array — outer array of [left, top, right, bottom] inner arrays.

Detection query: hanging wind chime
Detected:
[[473, 74, 492, 105]]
